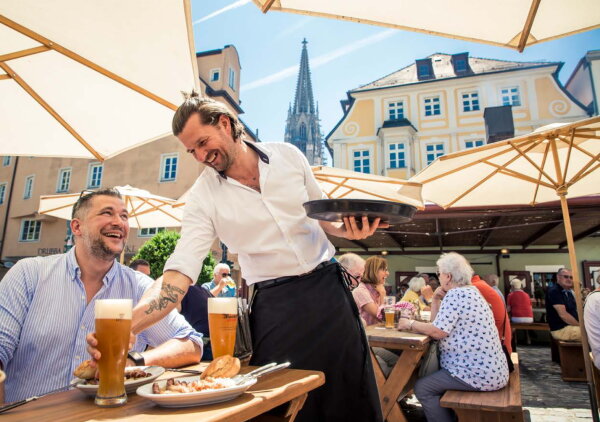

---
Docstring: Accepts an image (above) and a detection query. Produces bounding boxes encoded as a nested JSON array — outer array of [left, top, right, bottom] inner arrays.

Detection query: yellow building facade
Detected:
[[327, 53, 589, 178]]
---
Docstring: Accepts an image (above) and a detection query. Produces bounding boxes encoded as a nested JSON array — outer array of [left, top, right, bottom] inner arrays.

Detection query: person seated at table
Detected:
[[546, 268, 581, 341], [352, 256, 398, 375], [471, 273, 512, 354], [201, 263, 236, 297], [338, 252, 365, 290], [507, 279, 534, 323], [483, 273, 506, 304], [178, 284, 213, 360], [129, 258, 152, 277], [584, 277, 600, 369], [352, 256, 387, 325], [427, 274, 440, 290], [397, 252, 509, 422], [0, 189, 203, 403], [400, 276, 431, 310]]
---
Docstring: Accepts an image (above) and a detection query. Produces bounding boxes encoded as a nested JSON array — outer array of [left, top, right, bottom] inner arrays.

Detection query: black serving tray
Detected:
[[303, 199, 417, 226]]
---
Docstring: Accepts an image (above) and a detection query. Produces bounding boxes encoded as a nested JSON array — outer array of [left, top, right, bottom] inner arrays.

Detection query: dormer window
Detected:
[[451, 53, 470, 75], [416, 59, 434, 81]]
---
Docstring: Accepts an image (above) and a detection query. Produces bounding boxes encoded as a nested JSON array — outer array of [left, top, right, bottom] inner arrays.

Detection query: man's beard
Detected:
[[88, 236, 121, 261]]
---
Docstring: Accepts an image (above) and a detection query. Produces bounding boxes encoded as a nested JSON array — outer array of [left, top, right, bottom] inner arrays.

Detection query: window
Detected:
[[23, 175, 34, 199], [20, 220, 41, 242], [139, 227, 165, 237], [388, 143, 406, 169], [387, 101, 404, 120], [56, 168, 71, 193], [160, 154, 178, 182], [501, 87, 521, 107], [353, 149, 370, 174], [418, 65, 430, 79], [462, 92, 480, 112], [465, 139, 485, 149], [228, 68, 235, 90], [299, 123, 307, 140], [0, 183, 6, 205], [426, 143, 445, 165], [424, 96, 441, 116], [454, 59, 467, 73], [416, 58, 433, 80], [2, 156, 11, 167], [88, 163, 103, 188], [210, 69, 220, 82]]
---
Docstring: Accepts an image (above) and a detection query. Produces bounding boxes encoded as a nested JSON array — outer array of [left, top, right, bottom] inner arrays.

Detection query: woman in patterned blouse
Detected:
[[397, 252, 509, 422]]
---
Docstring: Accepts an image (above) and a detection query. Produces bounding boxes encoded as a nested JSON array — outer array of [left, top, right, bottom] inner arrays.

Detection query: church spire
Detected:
[[284, 39, 324, 166], [293, 38, 315, 115]]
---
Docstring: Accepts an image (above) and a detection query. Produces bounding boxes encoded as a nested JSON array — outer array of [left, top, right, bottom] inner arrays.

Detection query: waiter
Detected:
[[131, 93, 383, 421]]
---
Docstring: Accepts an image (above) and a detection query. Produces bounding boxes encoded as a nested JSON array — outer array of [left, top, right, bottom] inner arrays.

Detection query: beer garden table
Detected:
[[365, 325, 430, 422], [2, 364, 324, 422]]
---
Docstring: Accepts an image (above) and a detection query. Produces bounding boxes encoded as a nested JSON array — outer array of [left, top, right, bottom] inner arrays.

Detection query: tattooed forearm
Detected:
[[144, 283, 185, 315]]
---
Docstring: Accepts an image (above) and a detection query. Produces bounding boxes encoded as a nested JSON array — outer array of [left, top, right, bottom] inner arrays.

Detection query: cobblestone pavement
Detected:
[[401, 343, 595, 421]]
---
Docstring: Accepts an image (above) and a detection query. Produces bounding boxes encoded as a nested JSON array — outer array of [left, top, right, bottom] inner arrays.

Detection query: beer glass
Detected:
[[208, 297, 238, 358], [94, 299, 132, 407], [384, 308, 396, 329]]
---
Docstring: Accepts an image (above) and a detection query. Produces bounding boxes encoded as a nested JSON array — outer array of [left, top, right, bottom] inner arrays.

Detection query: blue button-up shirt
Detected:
[[201, 280, 236, 297], [0, 248, 203, 402]]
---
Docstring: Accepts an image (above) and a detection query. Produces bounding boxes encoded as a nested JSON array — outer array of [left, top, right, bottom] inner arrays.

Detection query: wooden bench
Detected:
[[440, 354, 523, 422], [510, 322, 549, 351], [558, 341, 586, 381]]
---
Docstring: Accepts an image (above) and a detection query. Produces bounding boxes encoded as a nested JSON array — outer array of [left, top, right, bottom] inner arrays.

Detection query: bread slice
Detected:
[[73, 360, 96, 380], [200, 355, 241, 379]]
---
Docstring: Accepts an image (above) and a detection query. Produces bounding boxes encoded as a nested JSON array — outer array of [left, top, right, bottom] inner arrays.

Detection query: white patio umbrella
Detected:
[[312, 166, 424, 209], [38, 185, 183, 229], [173, 166, 425, 210], [411, 115, 600, 416], [253, 0, 600, 52], [0, 0, 199, 161]]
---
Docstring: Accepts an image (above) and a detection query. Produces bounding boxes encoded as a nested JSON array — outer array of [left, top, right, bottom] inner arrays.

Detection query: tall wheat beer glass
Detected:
[[94, 299, 132, 407], [207, 298, 238, 358]]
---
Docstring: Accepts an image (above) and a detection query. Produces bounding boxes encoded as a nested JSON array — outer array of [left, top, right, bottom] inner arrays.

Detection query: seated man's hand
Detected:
[[86, 331, 136, 365], [342, 216, 389, 240]]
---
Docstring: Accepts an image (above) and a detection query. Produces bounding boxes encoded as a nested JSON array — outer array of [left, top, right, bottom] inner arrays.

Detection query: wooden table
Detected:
[[365, 325, 430, 422], [2, 364, 325, 422]]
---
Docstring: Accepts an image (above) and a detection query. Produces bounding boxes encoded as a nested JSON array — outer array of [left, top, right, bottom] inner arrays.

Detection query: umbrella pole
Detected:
[[559, 193, 600, 421]]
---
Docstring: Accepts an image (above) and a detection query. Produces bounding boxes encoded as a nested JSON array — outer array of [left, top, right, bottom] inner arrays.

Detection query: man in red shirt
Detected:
[[472, 275, 512, 354]]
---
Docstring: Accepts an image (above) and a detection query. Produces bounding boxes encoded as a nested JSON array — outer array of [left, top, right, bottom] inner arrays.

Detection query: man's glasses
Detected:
[[221, 273, 231, 277], [560, 275, 573, 279]]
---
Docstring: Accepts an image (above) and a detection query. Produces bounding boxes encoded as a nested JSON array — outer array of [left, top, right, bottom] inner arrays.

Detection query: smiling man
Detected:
[[128, 93, 385, 422], [0, 189, 203, 403], [546, 268, 581, 341]]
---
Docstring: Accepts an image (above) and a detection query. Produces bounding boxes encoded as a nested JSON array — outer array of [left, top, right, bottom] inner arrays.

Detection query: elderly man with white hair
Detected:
[[201, 263, 236, 297], [338, 253, 365, 290], [484, 274, 506, 304]]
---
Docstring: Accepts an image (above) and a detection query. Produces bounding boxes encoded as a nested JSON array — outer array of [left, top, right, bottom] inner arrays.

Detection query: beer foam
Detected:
[[207, 298, 237, 314], [95, 299, 133, 319]]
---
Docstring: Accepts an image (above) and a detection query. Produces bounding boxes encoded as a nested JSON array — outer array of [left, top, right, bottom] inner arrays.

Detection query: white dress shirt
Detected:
[[164, 142, 335, 285]]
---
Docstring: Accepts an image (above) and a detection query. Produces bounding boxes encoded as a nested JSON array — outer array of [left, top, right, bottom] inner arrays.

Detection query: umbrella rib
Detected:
[[419, 143, 519, 184], [508, 140, 558, 186], [126, 197, 142, 229], [0, 46, 50, 62], [532, 141, 551, 204], [261, 0, 277, 13], [517, 0, 541, 52], [549, 138, 565, 188], [0, 62, 104, 161], [39, 202, 77, 215], [445, 140, 547, 208], [569, 155, 600, 186], [315, 173, 420, 186], [557, 135, 598, 160], [562, 129, 576, 186], [130, 197, 181, 223], [0, 15, 177, 111], [485, 162, 555, 190]]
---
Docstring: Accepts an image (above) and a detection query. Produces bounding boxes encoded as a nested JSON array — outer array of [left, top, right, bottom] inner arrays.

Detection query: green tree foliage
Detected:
[[132, 230, 216, 285]]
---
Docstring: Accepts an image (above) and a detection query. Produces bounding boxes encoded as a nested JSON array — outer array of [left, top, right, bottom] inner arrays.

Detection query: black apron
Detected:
[[250, 262, 383, 422]]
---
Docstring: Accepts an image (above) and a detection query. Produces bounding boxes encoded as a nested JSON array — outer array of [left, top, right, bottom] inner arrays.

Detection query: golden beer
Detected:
[[384, 308, 395, 329], [94, 299, 132, 407], [208, 298, 238, 358]]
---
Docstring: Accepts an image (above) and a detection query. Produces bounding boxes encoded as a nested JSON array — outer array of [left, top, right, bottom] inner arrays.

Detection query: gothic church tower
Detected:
[[284, 39, 324, 165]]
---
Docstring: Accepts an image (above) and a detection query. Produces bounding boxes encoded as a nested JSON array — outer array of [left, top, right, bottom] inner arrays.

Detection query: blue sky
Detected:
[[191, 0, 600, 155]]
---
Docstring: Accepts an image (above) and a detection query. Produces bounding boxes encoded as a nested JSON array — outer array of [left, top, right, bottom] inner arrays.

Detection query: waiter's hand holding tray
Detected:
[[303, 199, 417, 227]]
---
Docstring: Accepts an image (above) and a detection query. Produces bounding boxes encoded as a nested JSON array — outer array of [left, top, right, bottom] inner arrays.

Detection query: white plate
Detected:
[[136, 375, 257, 408], [74, 366, 165, 396]]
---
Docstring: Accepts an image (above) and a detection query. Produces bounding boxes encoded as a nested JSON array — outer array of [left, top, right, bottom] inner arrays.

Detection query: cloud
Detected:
[[241, 29, 396, 92], [277, 18, 311, 38], [193, 0, 251, 25]]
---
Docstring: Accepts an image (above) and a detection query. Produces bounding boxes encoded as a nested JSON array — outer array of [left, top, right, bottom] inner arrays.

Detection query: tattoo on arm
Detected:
[[145, 283, 185, 315]]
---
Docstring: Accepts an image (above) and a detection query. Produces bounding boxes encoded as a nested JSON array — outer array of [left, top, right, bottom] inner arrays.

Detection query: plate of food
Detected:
[[73, 361, 165, 396], [303, 199, 417, 226], [137, 354, 255, 408]]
